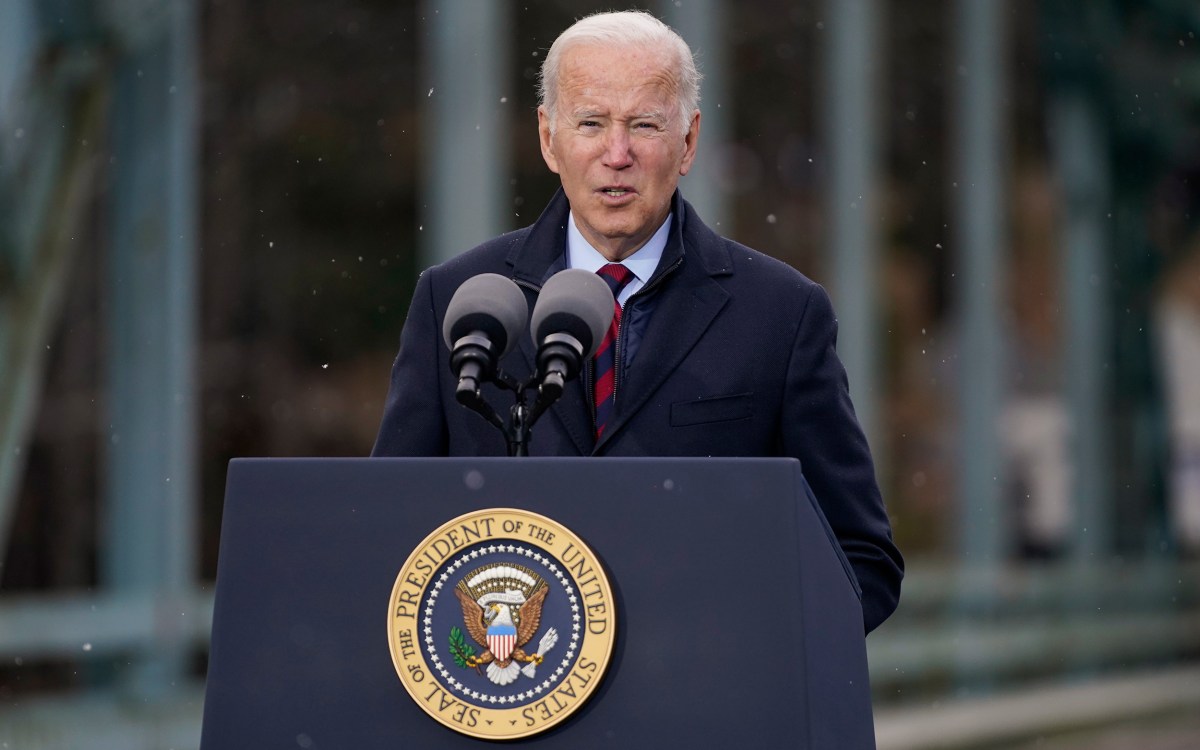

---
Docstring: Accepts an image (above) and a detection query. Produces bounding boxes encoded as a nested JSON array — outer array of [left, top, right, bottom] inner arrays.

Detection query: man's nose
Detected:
[[601, 128, 633, 169]]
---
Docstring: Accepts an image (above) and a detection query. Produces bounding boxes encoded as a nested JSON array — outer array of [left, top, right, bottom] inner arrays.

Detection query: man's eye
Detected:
[[579, 120, 600, 128]]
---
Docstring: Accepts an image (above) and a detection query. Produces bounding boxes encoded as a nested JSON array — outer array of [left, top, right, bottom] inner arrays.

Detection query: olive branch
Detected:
[[448, 626, 478, 671]]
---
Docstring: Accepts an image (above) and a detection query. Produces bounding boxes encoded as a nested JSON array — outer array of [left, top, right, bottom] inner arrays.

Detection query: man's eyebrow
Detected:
[[565, 108, 668, 123]]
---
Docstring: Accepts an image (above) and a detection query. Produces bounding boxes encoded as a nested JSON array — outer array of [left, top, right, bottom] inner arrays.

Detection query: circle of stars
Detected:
[[422, 544, 583, 706]]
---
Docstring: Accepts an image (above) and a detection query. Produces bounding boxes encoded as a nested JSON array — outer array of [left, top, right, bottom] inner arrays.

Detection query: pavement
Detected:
[[1005, 711, 1200, 750], [875, 665, 1200, 750]]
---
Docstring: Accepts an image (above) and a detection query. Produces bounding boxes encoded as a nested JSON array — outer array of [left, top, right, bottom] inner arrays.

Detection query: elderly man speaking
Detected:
[[372, 10, 902, 633]]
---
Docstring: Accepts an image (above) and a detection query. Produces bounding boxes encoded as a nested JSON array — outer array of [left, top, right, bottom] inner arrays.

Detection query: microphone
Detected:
[[529, 269, 615, 400], [442, 273, 529, 402]]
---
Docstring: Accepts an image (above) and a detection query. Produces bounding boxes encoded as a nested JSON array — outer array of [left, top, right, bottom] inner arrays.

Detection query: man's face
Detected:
[[538, 43, 700, 262]]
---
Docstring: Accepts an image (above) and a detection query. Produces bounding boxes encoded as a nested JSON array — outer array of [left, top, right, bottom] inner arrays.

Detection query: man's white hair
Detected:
[[538, 10, 702, 134]]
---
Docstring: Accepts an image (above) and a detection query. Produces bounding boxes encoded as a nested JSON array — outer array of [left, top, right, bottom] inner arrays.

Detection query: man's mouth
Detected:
[[600, 186, 634, 196]]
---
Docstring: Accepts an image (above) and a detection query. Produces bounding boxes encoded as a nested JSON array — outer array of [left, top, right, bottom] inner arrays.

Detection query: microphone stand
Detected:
[[455, 369, 565, 457]]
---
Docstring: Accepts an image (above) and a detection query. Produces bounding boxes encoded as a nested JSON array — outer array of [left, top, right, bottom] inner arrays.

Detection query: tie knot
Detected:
[[597, 263, 634, 297]]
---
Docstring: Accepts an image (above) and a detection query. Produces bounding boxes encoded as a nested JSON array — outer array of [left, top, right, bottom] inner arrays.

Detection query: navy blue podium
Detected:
[[201, 457, 875, 748]]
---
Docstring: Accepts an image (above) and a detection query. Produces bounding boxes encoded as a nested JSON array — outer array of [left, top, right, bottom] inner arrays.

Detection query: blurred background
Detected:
[[2, 0, 1199, 748]]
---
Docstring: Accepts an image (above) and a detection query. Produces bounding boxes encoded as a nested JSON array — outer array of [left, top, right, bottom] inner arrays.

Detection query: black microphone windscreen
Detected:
[[442, 273, 529, 357], [530, 268, 615, 358]]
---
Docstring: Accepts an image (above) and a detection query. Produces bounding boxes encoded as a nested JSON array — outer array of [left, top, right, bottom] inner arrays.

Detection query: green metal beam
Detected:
[[1050, 92, 1114, 561], [953, 0, 1008, 567], [421, 0, 512, 264], [823, 0, 884, 449], [103, 0, 199, 699], [0, 50, 108, 568]]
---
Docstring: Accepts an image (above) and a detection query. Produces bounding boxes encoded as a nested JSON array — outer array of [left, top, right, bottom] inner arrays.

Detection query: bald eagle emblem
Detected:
[[450, 563, 559, 686]]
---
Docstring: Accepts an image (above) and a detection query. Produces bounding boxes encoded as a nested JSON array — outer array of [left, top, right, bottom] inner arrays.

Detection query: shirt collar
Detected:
[[566, 211, 671, 284]]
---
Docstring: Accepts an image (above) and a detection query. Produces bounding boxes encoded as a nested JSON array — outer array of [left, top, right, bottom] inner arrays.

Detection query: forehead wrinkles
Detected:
[[555, 46, 680, 114]]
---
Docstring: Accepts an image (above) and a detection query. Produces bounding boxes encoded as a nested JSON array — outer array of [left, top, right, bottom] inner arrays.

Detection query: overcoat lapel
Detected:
[[593, 198, 733, 453], [593, 270, 729, 453]]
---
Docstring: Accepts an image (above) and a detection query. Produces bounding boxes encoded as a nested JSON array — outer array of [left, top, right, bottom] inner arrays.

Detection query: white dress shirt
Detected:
[[565, 211, 671, 306]]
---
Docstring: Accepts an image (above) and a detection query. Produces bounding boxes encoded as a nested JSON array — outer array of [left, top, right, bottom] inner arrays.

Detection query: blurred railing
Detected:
[[871, 560, 1200, 700], [0, 590, 212, 660]]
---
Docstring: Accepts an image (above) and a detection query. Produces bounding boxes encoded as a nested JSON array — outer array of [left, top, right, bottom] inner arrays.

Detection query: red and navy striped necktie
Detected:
[[593, 263, 634, 440]]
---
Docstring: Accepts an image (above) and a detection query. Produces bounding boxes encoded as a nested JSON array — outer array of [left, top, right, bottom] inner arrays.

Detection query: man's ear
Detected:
[[538, 107, 561, 175], [678, 110, 701, 177]]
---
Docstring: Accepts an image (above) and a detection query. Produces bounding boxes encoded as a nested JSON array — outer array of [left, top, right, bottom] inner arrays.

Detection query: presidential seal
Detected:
[[387, 508, 616, 740]]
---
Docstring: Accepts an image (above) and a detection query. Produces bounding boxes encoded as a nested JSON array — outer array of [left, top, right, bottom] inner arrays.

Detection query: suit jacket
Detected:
[[373, 189, 903, 632]]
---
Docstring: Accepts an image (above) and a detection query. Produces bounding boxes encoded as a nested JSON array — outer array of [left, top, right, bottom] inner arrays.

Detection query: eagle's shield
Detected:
[[487, 623, 517, 662]]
